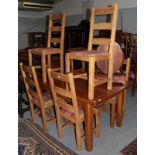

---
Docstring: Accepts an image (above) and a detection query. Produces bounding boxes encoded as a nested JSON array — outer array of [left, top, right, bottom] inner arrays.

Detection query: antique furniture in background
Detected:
[[27, 32, 46, 48], [47, 70, 100, 150], [117, 32, 137, 96], [28, 12, 66, 83], [20, 63, 56, 132], [65, 20, 90, 51], [66, 3, 118, 99]]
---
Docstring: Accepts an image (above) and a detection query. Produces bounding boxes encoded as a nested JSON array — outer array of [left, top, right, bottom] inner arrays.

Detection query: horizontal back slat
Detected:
[[50, 14, 62, 20], [51, 72, 68, 82], [50, 38, 61, 43], [92, 38, 111, 45], [22, 65, 33, 74], [25, 77, 35, 87], [30, 98, 39, 105], [94, 23, 112, 30], [55, 87, 71, 98], [57, 98, 74, 113], [94, 6, 114, 15], [28, 89, 38, 99], [51, 26, 62, 32]]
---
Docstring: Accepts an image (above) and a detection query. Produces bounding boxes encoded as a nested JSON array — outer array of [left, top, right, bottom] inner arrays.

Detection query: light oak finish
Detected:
[[47, 70, 100, 151], [99, 57, 131, 128], [74, 78, 128, 152], [28, 12, 66, 82], [19, 63, 56, 132], [66, 3, 118, 99]]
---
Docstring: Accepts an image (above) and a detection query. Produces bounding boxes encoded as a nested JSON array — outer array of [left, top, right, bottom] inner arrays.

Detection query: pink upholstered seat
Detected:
[[113, 74, 126, 85], [30, 47, 60, 53], [71, 50, 106, 57], [60, 106, 84, 119]]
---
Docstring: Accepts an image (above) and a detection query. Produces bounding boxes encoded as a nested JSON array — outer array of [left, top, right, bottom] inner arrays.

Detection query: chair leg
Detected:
[[122, 90, 127, 118], [75, 122, 82, 151], [40, 108, 48, 132], [94, 109, 101, 137], [29, 103, 37, 123], [57, 114, 63, 139], [110, 100, 116, 128]]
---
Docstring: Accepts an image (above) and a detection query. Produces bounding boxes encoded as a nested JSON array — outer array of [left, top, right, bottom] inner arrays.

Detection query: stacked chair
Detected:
[[28, 12, 66, 82], [96, 42, 131, 127], [66, 3, 118, 99]]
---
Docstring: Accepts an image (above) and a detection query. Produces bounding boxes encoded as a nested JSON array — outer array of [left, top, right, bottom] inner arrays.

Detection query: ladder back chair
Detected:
[[47, 69, 100, 150], [95, 42, 131, 127], [19, 63, 56, 132], [66, 3, 118, 99], [28, 12, 66, 82]]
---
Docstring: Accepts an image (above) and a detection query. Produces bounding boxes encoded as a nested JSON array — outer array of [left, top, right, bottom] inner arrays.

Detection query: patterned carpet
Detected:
[[120, 138, 137, 155], [18, 119, 78, 155]]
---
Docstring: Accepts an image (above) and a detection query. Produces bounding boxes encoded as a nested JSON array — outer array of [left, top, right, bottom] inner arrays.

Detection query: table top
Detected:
[[74, 78, 129, 108], [40, 78, 129, 108]]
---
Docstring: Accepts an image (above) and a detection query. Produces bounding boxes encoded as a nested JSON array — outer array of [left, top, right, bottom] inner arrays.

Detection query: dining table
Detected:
[[74, 78, 129, 152], [39, 77, 129, 152]]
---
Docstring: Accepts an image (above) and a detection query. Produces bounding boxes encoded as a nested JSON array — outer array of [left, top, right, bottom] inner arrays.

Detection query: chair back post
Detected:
[[108, 2, 118, 89], [125, 57, 131, 81], [19, 63, 44, 106], [47, 69, 81, 120], [47, 12, 66, 50], [67, 72, 80, 118], [88, 7, 95, 50]]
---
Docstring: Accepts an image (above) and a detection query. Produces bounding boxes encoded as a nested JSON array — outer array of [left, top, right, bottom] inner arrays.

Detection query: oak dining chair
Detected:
[[96, 43, 131, 127], [20, 63, 56, 132], [66, 3, 118, 99], [47, 69, 100, 150], [28, 12, 66, 83]]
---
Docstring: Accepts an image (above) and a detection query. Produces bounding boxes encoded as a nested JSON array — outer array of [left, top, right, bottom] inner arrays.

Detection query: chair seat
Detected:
[[30, 47, 61, 53], [95, 73, 126, 85], [113, 74, 126, 85], [42, 92, 53, 103], [60, 106, 84, 119], [71, 50, 107, 57]]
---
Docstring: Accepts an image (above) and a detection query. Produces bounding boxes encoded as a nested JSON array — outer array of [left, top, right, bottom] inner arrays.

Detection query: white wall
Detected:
[[94, 0, 137, 9], [18, 10, 53, 49], [53, 0, 82, 15]]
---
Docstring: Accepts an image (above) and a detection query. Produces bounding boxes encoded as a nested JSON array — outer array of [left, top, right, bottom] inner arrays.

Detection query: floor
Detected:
[[21, 88, 137, 155]]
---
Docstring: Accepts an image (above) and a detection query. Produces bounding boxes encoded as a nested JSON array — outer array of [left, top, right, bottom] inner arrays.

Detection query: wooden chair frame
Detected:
[[66, 3, 118, 99], [47, 69, 100, 150], [28, 12, 66, 82], [19, 63, 55, 132], [99, 57, 131, 127]]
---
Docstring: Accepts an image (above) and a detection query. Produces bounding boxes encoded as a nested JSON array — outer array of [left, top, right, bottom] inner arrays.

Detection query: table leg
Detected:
[[41, 53, 46, 82], [84, 103, 94, 152], [116, 91, 124, 127], [28, 50, 32, 66]]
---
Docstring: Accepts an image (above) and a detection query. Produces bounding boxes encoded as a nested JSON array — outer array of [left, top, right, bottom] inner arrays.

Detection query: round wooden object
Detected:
[[96, 42, 124, 74]]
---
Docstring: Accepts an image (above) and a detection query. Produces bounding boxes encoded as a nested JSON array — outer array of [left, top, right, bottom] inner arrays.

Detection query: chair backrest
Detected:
[[88, 2, 118, 54], [19, 63, 44, 107], [47, 69, 81, 120], [47, 12, 66, 51]]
